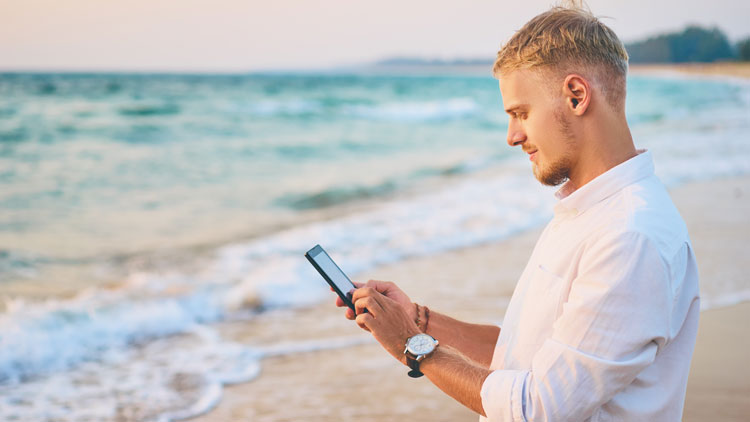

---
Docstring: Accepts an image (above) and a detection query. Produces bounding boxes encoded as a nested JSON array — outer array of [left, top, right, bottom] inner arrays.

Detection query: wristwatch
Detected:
[[403, 333, 439, 378]]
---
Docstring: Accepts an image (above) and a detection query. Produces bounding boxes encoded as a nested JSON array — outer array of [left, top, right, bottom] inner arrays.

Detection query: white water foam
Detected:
[[229, 97, 481, 121], [0, 285, 226, 383], [0, 321, 371, 422], [700, 289, 750, 311], [345, 98, 479, 121]]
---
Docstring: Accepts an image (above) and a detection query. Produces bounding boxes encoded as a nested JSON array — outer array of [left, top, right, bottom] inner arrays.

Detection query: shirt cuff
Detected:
[[480, 369, 528, 422]]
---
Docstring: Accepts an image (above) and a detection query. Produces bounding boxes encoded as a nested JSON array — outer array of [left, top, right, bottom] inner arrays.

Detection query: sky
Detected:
[[1, 0, 748, 72]]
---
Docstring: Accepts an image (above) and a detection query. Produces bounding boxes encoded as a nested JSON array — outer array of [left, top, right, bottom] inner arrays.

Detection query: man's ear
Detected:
[[563, 74, 590, 116]]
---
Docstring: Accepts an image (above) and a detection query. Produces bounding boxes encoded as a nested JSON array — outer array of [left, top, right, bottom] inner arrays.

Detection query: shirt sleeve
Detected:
[[481, 231, 673, 421]]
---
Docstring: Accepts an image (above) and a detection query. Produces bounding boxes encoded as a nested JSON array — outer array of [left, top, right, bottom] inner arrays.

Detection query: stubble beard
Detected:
[[532, 109, 576, 187], [533, 157, 571, 186]]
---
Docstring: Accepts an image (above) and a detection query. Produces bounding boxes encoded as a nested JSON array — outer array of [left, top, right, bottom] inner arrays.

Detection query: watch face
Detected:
[[407, 334, 435, 355]]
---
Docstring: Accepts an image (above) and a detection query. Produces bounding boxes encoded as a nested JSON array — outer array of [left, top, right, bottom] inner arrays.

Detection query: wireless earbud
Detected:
[[572, 98, 579, 108]]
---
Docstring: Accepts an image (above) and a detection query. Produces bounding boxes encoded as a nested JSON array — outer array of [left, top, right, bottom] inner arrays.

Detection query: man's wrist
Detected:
[[417, 343, 440, 372], [398, 327, 422, 365], [413, 303, 430, 332], [403, 332, 439, 377]]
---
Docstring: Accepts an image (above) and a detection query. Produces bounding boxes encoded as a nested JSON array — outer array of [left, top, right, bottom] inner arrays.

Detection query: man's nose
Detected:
[[506, 122, 526, 147]]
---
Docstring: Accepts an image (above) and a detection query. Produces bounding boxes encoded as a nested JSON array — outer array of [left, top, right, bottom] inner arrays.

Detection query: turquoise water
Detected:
[[0, 72, 509, 289], [0, 70, 749, 421]]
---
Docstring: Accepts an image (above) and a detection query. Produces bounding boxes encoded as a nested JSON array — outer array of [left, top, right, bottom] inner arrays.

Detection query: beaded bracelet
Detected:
[[413, 303, 431, 333]]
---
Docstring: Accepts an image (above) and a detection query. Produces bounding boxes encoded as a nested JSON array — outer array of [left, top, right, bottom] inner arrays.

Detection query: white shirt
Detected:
[[480, 150, 700, 421]]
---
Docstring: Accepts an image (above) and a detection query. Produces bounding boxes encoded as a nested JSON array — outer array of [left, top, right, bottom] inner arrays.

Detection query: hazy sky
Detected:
[[1, 0, 748, 72]]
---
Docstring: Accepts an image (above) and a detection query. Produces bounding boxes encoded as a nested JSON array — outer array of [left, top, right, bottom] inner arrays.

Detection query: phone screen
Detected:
[[306, 245, 356, 300]]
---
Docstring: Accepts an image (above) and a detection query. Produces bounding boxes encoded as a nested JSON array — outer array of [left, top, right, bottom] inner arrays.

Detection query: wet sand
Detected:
[[192, 175, 750, 421]]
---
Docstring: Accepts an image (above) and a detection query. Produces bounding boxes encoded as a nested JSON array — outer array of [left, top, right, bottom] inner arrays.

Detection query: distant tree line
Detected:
[[626, 25, 750, 63], [739, 38, 750, 61], [375, 26, 750, 67]]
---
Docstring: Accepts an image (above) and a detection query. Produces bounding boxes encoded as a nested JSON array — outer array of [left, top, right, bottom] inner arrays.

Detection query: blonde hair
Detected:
[[493, 3, 629, 110]]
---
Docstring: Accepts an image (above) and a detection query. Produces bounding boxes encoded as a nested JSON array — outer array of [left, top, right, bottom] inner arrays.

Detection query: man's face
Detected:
[[498, 69, 577, 186]]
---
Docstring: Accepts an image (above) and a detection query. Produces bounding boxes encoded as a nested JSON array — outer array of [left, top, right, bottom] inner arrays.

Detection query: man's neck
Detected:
[[567, 113, 636, 191]]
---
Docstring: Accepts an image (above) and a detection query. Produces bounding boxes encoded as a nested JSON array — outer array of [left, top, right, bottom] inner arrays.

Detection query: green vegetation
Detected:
[[737, 37, 750, 61], [375, 26, 750, 66], [626, 26, 735, 63]]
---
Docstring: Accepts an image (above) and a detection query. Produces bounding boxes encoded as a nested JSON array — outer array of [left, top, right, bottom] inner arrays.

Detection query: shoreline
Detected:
[[362, 62, 750, 80], [629, 62, 750, 80], [190, 174, 750, 421]]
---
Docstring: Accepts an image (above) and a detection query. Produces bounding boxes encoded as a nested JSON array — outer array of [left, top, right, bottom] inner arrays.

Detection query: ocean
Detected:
[[1, 69, 749, 421]]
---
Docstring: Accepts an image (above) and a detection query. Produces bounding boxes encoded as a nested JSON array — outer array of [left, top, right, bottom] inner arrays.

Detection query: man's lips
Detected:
[[525, 149, 538, 161]]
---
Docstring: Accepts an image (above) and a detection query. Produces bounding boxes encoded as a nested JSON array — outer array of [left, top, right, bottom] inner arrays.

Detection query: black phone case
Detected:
[[305, 244, 356, 311]]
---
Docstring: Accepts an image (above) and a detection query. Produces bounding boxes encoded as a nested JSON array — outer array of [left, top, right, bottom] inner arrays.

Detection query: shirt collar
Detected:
[[553, 149, 653, 217]]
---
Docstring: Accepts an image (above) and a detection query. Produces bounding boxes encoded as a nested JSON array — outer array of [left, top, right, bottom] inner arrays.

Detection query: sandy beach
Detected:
[[189, 173, 750, 422]]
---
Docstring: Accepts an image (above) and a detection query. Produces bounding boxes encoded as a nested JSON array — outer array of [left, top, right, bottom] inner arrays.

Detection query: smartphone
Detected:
[[305, 244, 357, 311]]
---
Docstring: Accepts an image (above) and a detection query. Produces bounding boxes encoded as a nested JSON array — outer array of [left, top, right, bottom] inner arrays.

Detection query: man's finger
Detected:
[[350, 286, 376, 303], [355, 313, 374, 332], [354, 295, 383, 316], [366, 279, 401, 297], [352, 287, 389, 313], [345, 307, 355, 320], [365, 279, 387, 291], [335, 287, 358, 308]]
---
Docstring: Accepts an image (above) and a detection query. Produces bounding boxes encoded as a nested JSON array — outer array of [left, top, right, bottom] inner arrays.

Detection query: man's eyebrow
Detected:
[[504, 104, 529, 114]]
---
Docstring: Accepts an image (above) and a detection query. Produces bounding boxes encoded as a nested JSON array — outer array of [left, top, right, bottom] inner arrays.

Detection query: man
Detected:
[[337, 4, 700, 421]]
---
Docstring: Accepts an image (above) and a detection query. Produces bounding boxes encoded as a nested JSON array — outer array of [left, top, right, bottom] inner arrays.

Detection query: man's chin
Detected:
[[533, 163, 569, 187], [532, 164, 546, 185]]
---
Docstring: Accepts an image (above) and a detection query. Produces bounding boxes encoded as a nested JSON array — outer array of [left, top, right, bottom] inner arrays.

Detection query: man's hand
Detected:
[[349, 286, 421, 363], [335, 279, 416, 322], [334, 280, 493, 417]]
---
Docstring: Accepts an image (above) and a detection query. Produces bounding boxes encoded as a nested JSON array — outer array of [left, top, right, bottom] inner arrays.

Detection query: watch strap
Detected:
[[406, 357, 424, 378]]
